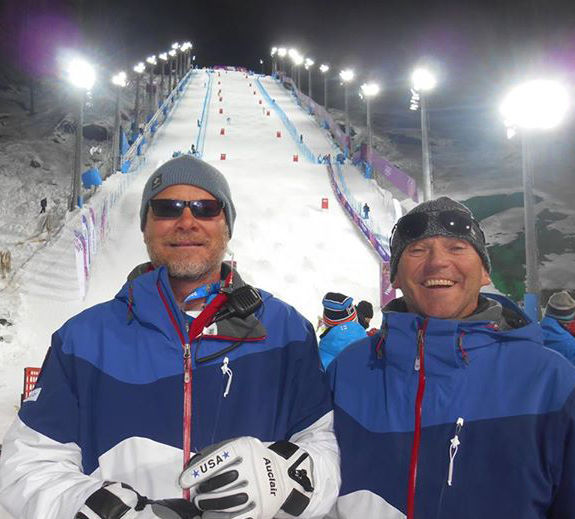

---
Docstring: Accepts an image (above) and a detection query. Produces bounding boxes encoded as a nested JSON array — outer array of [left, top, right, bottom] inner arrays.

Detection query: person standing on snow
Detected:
[[318, 292, 366, 369], [362, 203, 370, 219], [327, 197, 575, 519], [0, 155, 340, 519], [541, 290, 575, 365]]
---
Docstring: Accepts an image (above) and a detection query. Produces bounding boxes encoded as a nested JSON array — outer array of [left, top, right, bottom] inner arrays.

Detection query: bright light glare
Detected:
[[146, 55, 156, 65], [293, 54, 304, 66], [172, 42, 180, 50], [133, 62, 146, 74], [361, 82, 381, 97], [181, 42, 192, 51], [159, 53, 168, 61], [111, 71, 127, 87], [500, 79, 569, 130], [305, 58, 314, 67], [278, 48, 287, 58], [66, 58, 96, 90], [169, 50, 176, 57], [319, 64, 329, 73], [259, 59, 264, 64], [271, 47, 277, 56], [412, 68, 437, 92], [339, 69, 354, 82]]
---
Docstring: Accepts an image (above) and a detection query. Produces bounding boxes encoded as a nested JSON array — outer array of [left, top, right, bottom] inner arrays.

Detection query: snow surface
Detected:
[[0, 70, 391, 517]]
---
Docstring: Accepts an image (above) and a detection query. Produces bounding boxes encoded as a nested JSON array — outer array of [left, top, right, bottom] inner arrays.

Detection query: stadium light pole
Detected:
[[65, 57, 95, 211], [288, 48, 300, 83], [271, 47, 277, 74], [320, 64, 329, 109], [168, 50, 176, 91], [277, 47, 287, 75], [171, 42, 180, 83], [411, 67, 437, 201], [146, 55, 157, 117], [500, 79, 569, 320], [292, 54, 304, 90], [182, 42, 192, 72], [340, 69, 355, 155], [111, 71, 127, 174], [158, 53, 168, 100], [361, 82, 381, 152], [133, 62, 145, 132], [305, 58, 314, 98]]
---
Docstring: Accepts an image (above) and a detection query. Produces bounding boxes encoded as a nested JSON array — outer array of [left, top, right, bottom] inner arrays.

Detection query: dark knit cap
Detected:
[[140, 155, 236, 236], [390, 197, 490, 282], [546, 291, 575, 321], [356, 300, 374, 319], [322, 292, 357, 327]]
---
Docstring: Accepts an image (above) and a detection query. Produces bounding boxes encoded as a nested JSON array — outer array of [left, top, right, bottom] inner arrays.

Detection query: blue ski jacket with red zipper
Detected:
[[328, 293, 575, 519]]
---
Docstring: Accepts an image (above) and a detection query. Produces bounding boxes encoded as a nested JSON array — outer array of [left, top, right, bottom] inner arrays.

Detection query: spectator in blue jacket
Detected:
[[541, 290, 575, 364], [328, 196, 575, 519], [319, 292, 366, 368]]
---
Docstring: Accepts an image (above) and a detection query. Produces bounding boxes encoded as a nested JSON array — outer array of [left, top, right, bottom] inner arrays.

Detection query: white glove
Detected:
[[179, 437, 315, 519], [75, 482, 201, 519]]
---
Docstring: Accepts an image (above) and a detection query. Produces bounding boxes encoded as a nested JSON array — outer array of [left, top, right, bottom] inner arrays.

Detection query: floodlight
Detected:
[[412, 68, 437, 92], [319, 64, 329, 73], [260, 59, 264, 64], [305, 58, 314, 68], [66, 58, 96, 90], [339, 69, 354, 82], [133, 62, 146, 74], [172, 42, 180, 50], [159, 53, 168, 61], [278, 48, 287, 58], [271, 47, 277, 56], [146, 55, 157, 65], [169, 50, 176, 57], [500, 79, 569, 130], [361, 82, 380, 97], [112, 71, 127, 88], [293, 54, 304, 66]]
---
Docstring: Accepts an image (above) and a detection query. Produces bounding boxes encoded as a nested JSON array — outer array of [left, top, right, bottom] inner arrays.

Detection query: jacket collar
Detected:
[[380, 293, 541, 375], [116, 263, 267, 342]]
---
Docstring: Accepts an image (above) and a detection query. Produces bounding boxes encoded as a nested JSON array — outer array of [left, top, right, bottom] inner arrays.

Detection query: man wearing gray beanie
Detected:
[[541, 290, 575, 364], [0, 155, 339, 519], [327, 196, 575, 519]]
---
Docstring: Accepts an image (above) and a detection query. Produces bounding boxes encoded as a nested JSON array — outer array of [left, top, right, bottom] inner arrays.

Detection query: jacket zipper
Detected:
[[447, 417, 464, 486], [182, 325, 192, 501], [407, 319, 429, 519]]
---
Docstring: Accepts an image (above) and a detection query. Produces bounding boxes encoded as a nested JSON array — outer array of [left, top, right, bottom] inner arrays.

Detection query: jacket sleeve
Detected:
[[0, 333, 103, 519], [549, 388, 575, 518], [283, 320, 340, 519]]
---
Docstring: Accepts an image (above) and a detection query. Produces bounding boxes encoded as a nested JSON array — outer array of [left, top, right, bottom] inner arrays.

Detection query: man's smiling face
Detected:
[[392, 236, 491, 319], [143, 184, 229, 282]]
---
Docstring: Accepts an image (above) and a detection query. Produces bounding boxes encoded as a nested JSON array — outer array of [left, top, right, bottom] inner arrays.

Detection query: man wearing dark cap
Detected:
[[541, 290, 575, 364], [327, 197, 575, 518], [0, 156, 340, 519]]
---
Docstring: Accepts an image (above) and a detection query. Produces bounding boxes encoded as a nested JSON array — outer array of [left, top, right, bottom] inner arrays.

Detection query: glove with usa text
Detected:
[[75, 481, 201, 519], [179, 436, 315, 519]]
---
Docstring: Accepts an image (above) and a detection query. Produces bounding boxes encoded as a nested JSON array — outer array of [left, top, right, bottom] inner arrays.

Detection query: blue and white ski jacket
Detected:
[[541, 316, 575, 365], [0, 266, 339, 519], [327, 294, 575, 519], [319, 321, 366, 369]]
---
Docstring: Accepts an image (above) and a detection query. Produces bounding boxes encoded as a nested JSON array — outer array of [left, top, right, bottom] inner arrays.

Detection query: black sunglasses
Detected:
[[149, 199, 224, 219], [391, 210, 484, 243]]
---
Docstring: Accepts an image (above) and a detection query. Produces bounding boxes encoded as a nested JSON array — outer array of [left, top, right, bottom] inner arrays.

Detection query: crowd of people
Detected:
[[0, 155, 574, 519]]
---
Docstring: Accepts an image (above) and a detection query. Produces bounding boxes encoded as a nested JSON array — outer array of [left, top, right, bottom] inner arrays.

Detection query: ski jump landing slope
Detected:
[[0, 70, 381, 450]]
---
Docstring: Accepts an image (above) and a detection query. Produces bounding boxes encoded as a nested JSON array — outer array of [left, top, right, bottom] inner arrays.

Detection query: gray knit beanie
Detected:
[[140, 155, 236, 235], [390, 197, 490, 282], [546, 291, 575, 321]]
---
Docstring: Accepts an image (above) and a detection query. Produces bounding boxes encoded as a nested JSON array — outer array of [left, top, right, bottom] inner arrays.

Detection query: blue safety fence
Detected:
[[255, 78, 317, 164], [195, 70, 214, 159]]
